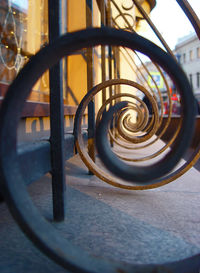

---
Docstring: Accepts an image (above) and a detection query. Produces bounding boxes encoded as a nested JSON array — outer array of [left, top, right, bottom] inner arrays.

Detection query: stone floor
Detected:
[[0, 152, 200, 272]]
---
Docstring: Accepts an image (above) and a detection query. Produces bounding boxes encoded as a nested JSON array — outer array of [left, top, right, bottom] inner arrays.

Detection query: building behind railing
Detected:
[[0, 0, 156, 142], [1, 1, 200, 272], [175, 32, 200, 95]]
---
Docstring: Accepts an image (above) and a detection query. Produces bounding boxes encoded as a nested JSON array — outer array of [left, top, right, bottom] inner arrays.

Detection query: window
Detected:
[[189, 74, 193, 87], [183, 53, 186, 63], [197, 47, 200, 58], [189, 50, 193, 61], [0, 0, 49, 102], [176, 53, 181, 64], [197, 73, 200, 88]]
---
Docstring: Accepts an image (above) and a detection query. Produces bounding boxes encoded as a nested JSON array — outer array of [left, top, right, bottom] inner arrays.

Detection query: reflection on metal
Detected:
[[0, 0, 200, 272]]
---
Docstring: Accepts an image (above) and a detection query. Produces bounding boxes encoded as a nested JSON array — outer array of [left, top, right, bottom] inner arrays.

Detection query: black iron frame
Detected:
[[0, 0, 199, 272]]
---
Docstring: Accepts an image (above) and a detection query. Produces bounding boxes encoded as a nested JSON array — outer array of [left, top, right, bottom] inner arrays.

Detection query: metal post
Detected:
[[100, 1, 106, 104], [86, 0, 95, 172], [48, 0, 66, 221], [107, 0, 113, 94], [107, 0, 114, 146]]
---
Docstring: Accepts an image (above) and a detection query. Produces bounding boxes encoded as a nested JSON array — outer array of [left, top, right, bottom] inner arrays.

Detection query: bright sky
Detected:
[[138, 0, 200, 50]]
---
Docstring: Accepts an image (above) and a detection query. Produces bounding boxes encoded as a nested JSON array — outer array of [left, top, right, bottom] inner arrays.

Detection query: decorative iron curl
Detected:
[[111, 0, 136, 31], [121, 1, 134, 11], [74, 76, 197, 188], [0, 27, 197, 272]]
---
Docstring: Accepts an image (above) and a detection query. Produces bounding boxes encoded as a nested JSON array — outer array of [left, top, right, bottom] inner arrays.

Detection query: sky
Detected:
[[11, 0, 28, 11], [137, 0, 200, 50]]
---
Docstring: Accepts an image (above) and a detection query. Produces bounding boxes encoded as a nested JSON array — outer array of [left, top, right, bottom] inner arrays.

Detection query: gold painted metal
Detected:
[[75, 79, 198, 190], [75, 0, 200, 190]]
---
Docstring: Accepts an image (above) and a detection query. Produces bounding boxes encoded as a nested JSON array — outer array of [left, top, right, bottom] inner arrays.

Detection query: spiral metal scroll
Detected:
[[74, 75, 196, 189], [74, 0, 200, 190], [0, 27, 197, 272]]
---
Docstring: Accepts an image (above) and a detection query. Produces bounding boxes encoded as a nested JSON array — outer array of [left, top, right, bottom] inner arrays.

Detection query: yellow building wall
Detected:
[[19, 0, 154, 134], [134, 1, 151, 32], [26, 0, 49, 101], [111, 0, 153, 122], [67, 0, 101, 107]]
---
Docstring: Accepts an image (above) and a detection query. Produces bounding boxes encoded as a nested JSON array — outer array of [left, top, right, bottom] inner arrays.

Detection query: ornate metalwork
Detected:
[[0, 26, 197, 272], [111, 0, 136, 31], [0, 0, 200, 272], [73, 0, 200, 190], [74, 75, 194, 189], [176, 0, 200, 39]]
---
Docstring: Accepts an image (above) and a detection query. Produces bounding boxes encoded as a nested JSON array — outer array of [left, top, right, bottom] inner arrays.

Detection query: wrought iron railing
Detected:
[[74, 0, 200, 192], [0, 0, 200, 272]]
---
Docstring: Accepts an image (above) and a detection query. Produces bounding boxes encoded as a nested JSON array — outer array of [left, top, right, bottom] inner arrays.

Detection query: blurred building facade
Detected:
[[175, 32, 200, 96], [0, 0, 156, 141]]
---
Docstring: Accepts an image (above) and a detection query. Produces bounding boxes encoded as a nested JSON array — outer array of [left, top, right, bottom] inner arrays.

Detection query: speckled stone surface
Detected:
[[0, 154, 200, 272]]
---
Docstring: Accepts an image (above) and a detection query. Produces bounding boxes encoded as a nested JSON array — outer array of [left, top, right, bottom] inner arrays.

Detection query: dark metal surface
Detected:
[[18, 134, 79, 186], [18, 140, 51, 185], [0, 0, 200, 270], [100, 1, 107, 104], [176, 0, 200, 39], [0, 27, 196, 272], [74, 78, 195, 187], [86, 0, 96, 169], [48, 0, 66, 221]]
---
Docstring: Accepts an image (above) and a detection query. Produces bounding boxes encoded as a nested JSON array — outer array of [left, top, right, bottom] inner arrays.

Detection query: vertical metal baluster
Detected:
[[61, 0, 68, 103], [100, 1, 106, 104], [48, 0, 66, 221], [114, 47, 121, 100], [107, 0, 114, 146], [86, 0, 95, 173], [113, 47, 120, 139], [107, 0, 112, 94]]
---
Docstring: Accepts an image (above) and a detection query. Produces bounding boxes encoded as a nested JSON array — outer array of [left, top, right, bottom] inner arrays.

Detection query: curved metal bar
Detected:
[[176, 0, 200, 39], [114, 13, 135, 29], [112, 17, 166, 130], [96, 93, 150, 148], [133, 51, 164, 124], [118, 46, 155, 95], [86, 79, 179, 166], [112, 15, 164, 119], [132, 0, 177, 59], [75, 67, 195, 182], [95, 91, 188, 182], [115, 123, 181, 162], [116, 97, 159, 145], [0, 27, 195, 272], [116, 50, 177, 156], [111, 0, 136, 31], [74, 77, 198, 190], [121, 1, 134, 11], [96, 93, 149, 131], [104, 38, 179, 160]]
